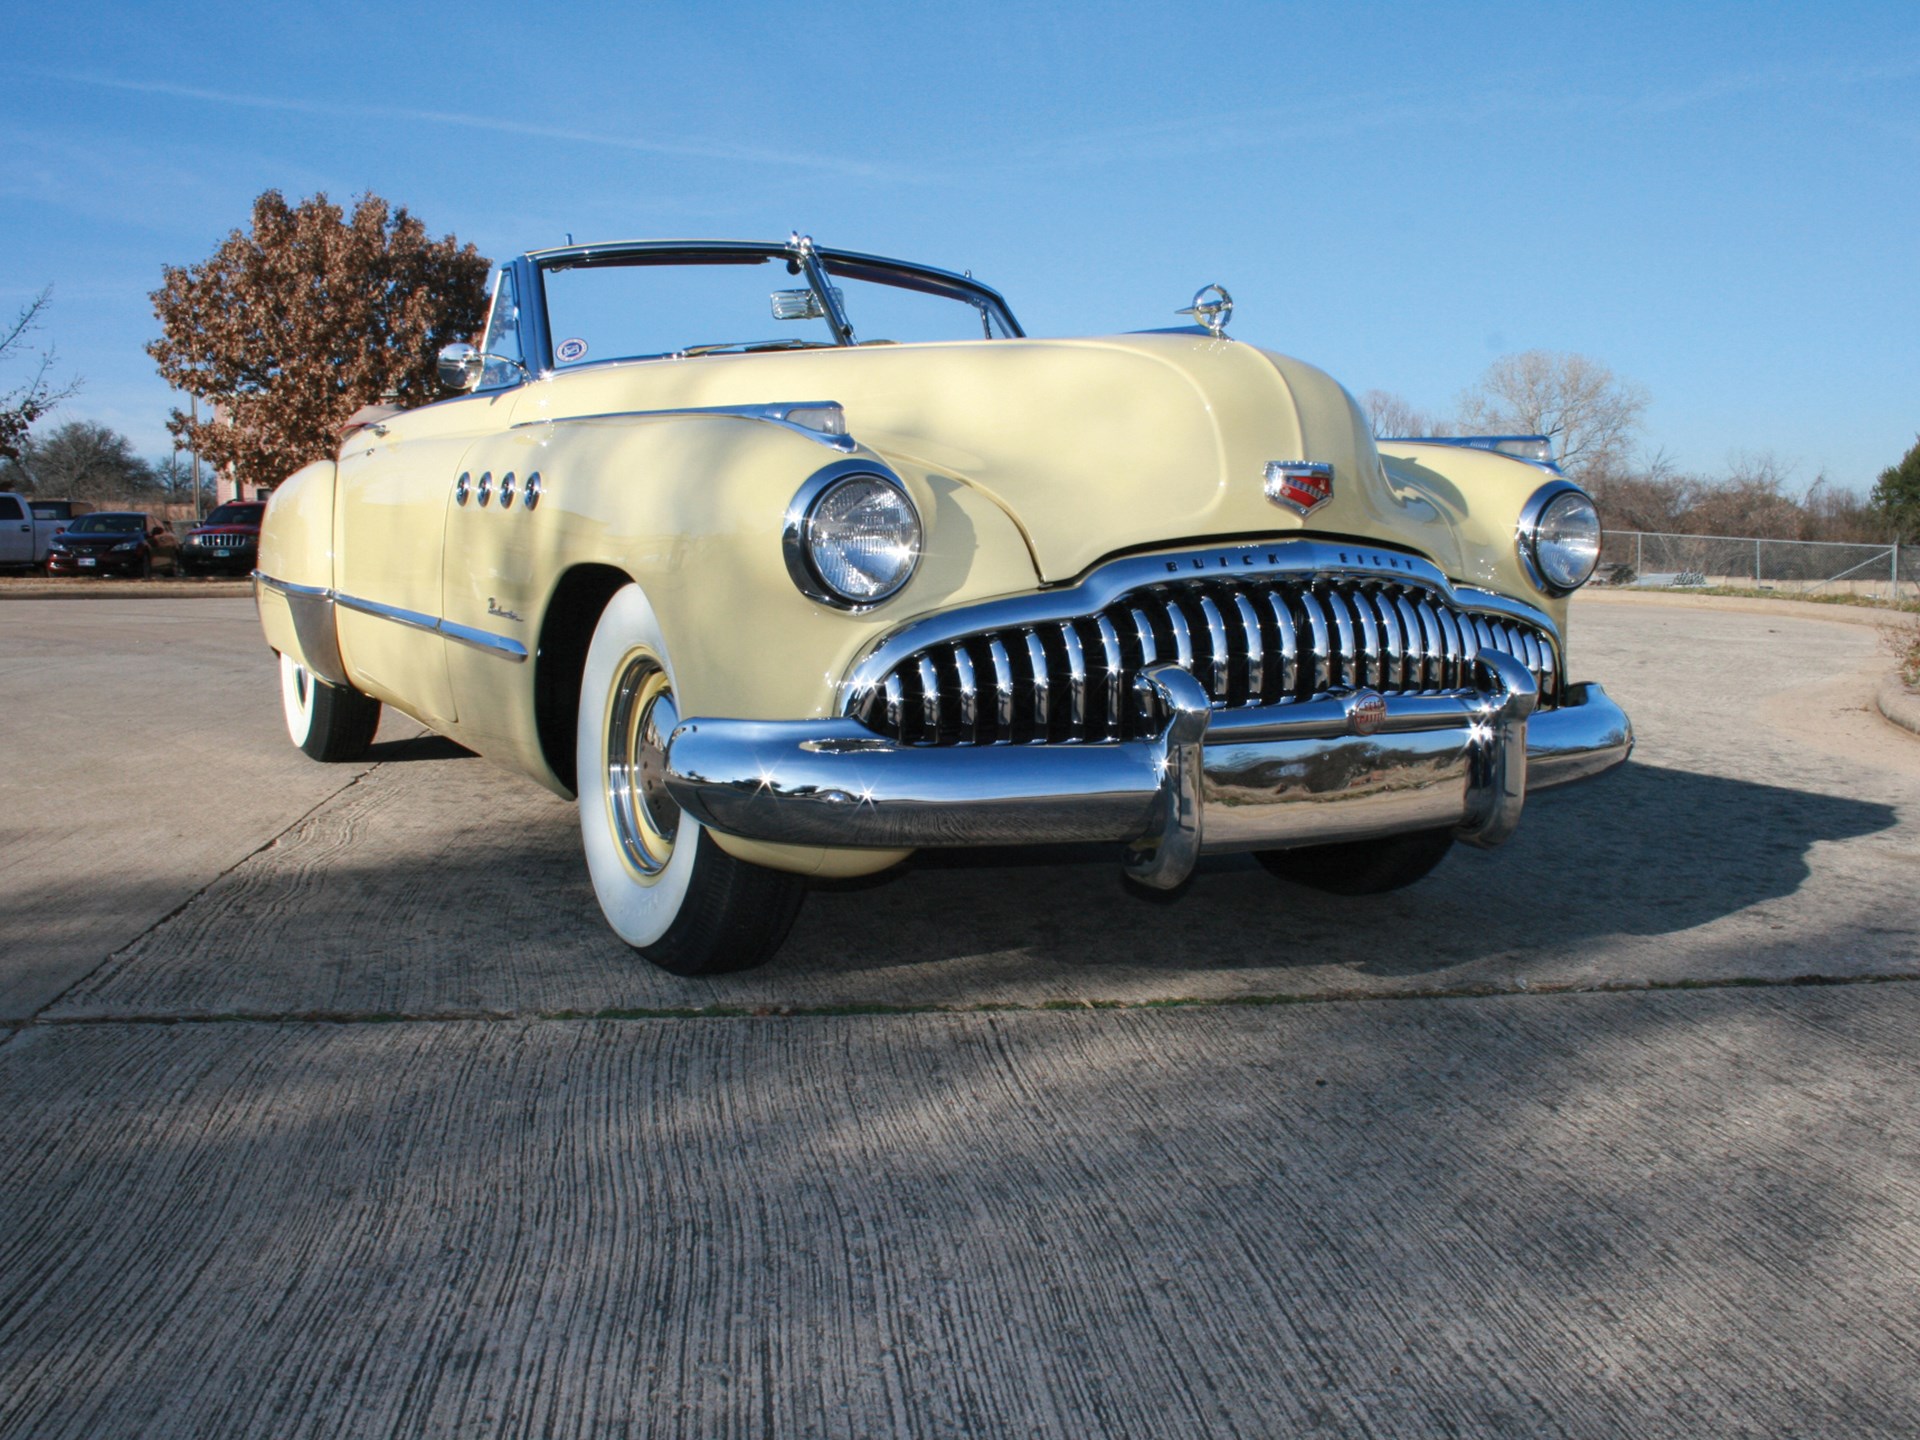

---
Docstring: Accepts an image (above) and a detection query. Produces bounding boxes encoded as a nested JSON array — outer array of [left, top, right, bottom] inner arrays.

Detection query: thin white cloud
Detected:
[[1629, 56, 1920, 115], [1005, 55, 1920, 172], [45, 72, 920, 184]]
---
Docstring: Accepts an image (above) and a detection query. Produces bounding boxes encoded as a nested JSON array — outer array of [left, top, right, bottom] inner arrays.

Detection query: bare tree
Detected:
[[1456, 350, 1648, 480], [1, 287, 82, 462], [1359, 389, 1447, 439], [1685, 451, 1804, 538], [150, 450, 206, 506], [14, 420, 157, 502]]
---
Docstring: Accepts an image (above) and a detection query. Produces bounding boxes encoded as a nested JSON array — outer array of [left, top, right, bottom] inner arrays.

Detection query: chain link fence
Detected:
[[1599, 531, 1918, 603]]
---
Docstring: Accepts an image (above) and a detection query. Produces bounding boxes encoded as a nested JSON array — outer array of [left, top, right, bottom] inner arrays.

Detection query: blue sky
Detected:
[[4, 0, 1917, 493]]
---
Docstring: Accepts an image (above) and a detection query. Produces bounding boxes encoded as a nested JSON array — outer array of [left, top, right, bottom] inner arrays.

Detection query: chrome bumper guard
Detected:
[[664, 651, 1632, 890]]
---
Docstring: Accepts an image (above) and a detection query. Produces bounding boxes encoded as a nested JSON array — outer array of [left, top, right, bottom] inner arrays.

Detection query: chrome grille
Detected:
[[853, 576, 1559, 746]]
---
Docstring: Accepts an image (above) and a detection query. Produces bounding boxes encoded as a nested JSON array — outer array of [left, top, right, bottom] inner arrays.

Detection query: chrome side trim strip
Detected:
[[335, 591, 440, 636], [257, 571, 528, 665], [255, 571, 331, 602], [439, 617, 532, 662]]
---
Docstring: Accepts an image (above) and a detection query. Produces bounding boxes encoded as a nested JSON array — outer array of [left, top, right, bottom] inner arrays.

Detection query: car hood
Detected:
[[505, 332, 1471, 584]]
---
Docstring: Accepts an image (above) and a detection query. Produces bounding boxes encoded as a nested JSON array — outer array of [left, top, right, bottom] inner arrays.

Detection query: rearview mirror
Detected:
[[437, 344, 485, 391], [771, 287, 843, 322], [771, 289, 825, 321]]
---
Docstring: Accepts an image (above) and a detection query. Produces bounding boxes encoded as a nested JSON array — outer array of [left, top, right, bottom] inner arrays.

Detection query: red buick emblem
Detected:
[[1264, 461, 1334, 516], [1349, 690, 1387, 736]]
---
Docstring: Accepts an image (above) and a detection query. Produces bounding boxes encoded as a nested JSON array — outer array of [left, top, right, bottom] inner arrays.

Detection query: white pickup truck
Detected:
[[0, 493, 96, 568], [0, 492, 32, 568]]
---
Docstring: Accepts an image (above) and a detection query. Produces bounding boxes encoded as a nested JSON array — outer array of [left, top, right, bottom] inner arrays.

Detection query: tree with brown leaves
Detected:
[[148, 191, 490, 490]]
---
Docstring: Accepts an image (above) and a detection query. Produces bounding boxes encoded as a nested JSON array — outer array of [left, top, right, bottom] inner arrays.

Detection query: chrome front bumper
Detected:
[[664, 653, 1632, 890]]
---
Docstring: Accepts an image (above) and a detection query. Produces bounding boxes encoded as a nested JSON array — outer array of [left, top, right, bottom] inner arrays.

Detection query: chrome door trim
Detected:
[[258, 571, 529, 664]]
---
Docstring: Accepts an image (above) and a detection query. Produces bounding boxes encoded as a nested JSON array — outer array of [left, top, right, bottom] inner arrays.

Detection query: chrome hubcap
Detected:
[[606, 653, 680, 877]]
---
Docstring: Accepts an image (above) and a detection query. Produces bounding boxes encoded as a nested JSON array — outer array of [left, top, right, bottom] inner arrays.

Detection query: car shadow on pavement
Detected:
[[41, 756, 1908, 1021], [364, 733, 476, 765], [789, 760, 1903, 984]]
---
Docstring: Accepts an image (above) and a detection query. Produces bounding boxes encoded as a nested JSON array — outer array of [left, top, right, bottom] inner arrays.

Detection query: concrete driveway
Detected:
[[3, 593, 1918, 1437]]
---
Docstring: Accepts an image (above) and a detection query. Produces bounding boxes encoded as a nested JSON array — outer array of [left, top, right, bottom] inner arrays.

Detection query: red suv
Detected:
[[180, 502, 266, 577]]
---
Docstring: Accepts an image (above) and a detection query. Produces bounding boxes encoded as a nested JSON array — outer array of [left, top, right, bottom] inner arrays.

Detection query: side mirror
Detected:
[[438, 344, 485, 392]]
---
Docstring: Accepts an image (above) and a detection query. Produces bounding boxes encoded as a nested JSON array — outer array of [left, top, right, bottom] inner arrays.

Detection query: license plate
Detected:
[[79, 557, 96, 567], [214, 549, 231, 558]]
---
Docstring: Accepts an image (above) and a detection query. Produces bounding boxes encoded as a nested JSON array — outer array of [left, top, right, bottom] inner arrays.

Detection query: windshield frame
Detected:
[[503, 239, 1023, 382]]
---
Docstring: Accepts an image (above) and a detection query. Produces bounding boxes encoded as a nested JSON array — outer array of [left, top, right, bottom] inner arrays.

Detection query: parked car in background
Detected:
[[179, 501, 265, 577], [257, 234, 1632, 976], [45, 511, 182, 577], [26, 499, 97, 566], [0, 493, 31, 569]]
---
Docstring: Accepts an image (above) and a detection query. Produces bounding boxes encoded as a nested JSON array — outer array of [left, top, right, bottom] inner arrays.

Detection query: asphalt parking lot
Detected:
[[4, 592, 1919, 1437]]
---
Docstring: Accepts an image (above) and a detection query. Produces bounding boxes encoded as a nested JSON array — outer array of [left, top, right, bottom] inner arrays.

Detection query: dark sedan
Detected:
[[179, 501, 265, 577], [45, 512, 182, 578]]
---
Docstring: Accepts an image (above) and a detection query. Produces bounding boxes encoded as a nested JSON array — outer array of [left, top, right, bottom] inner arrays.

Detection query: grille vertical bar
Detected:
[[1197, 595, 1231, 701], [1229, 592, 1263, 703], [1094, 615, 1125, 738], [953, 645, 980, 743], [985, 637, 1014, 743], [1166, 600, 1194, 672], [916, 656, 941, 739], [1060, 622, 1088, 740], [1266, 592, 1299, 698], [1299, 592, 1332, 694]]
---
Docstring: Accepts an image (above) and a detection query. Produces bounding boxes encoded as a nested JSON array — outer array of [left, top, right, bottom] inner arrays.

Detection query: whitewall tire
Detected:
[[576, 584, 806, 974], [279, 652, 381, 762]]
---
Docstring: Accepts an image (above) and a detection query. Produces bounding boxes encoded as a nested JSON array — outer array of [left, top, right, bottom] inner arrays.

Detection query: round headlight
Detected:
[[785, 464, 921, 607], [1518, 482, 1601, 595]]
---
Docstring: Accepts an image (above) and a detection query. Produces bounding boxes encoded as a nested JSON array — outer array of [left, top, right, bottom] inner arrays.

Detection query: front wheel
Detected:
[[279, 653, 381, 761], [1255, 827, 1455, 895], [576, 584, 807, 975]]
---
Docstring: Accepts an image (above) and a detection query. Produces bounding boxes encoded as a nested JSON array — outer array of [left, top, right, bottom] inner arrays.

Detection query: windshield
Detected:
[[68, 513, 146, 534], [202, 504, 264, 527], [539, 250, 1019, 369]]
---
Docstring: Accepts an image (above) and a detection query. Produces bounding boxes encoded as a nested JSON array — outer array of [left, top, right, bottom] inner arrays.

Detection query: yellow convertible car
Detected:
[[256, 235, 1631, 974]]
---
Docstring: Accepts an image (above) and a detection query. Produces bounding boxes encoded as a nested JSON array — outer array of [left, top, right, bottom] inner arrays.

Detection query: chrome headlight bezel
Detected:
[[1516, 480, 1601, 596], [783, 460, 922, 610]]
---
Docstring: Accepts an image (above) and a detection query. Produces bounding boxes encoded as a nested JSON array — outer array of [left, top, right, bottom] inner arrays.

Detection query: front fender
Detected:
[[256, 459, 343, 680], [473, 412, 1041, 726], [1377, 443, 1576, 642]]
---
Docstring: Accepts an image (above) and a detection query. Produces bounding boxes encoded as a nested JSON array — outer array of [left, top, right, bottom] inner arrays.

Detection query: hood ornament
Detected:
[[1176, 283, 1233, 338]]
